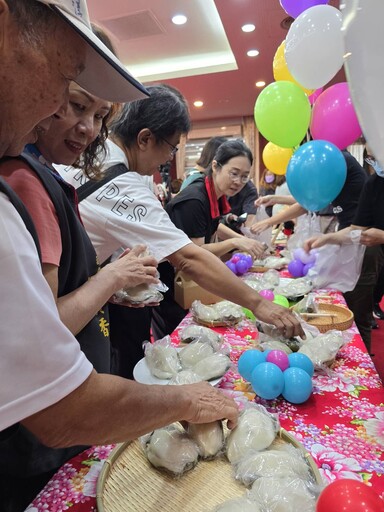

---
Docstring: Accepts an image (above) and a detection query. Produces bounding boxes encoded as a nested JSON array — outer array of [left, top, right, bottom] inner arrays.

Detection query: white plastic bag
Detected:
[[241, 206, 272, 248], [287, 213, 322, 252], [307, 230, 366, 292]]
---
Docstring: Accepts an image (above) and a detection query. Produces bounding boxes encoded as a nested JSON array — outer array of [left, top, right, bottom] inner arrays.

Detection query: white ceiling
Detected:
[[88, 0, 344, 124]]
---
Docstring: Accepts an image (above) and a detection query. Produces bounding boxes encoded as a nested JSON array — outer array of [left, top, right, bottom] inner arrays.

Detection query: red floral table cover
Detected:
[[27, 289, 384, 511]]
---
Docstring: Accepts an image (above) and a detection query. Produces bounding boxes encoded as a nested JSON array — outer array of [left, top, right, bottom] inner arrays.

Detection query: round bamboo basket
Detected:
[[300, 303, 354, 333], [96, 428, 322, 512]]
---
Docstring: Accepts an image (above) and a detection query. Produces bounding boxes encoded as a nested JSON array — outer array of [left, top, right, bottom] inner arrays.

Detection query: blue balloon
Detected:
[[251, 362, 284, 400], [282, 367, 313, 404], [288, 353, 314, 377], [238, 349, 266, 381], [286, 140, 347, 212]]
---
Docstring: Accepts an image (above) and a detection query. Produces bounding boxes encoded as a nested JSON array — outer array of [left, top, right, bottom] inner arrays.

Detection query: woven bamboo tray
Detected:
[[96, 428, 322, 512], [300, 303, 354, 333]]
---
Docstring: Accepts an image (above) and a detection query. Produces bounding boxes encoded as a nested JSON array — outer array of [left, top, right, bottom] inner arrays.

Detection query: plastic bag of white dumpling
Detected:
[[111, 247, 167, 305], [169, 370, 203, 385], [192, 300, 245, 325], [226, 403, 279, 464], [234, 448, 311, 487], [259, 340, 293, 355], [179, 324, 223, 349], [192, 352, 231, 381], [178, 340, 215, 369], [298, 329, 353, 367], [249, 476, 316, 512], [256, 316, 318, 347], [144, 336, 181, 379], [291, 293, 319, 314], [213, 496, 262, 512], [143, 425, 200, 476], [260, 269, 280, 289], [186, 421, 225, 459], [274, 277, 313, 300]]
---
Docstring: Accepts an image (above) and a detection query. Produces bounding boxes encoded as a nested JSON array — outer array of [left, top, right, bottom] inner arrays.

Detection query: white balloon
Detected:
[[342, 0, 384, 169], [285, 5, 344, 90]]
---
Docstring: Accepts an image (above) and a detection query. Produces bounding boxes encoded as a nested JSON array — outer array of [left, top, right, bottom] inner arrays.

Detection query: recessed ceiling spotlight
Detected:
[[247, 49, 259, 57], [172, 14, 187, 25], [256, 81, 266, 88], [221, 126, 227, 130], [242, 23, 255, 32], [193, 100, 204, 108]]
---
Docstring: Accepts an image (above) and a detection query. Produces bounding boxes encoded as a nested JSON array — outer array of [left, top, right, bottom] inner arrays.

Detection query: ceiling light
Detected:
[[256, 81, 266, 88], [221, 127, 227, 130], [247, 49, 259, 57], [172, 14, 187, 25], [242, 24, 255, 33], [193, 100, 204, 108]]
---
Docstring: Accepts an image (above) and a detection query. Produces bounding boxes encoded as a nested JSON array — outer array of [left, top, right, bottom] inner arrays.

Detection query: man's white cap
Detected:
[[36, 0, 149, 102]]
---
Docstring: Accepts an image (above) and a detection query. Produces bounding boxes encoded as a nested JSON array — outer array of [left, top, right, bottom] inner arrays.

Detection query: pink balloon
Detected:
[[259, 289, 275, 301], [310, 82, 362, 149], [308, 87, 323, 105], [280, 0, 329, 19], [266, 350, 290, 371]]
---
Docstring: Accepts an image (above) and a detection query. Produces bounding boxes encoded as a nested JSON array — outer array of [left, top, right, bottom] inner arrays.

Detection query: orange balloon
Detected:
[[273, 40, 314, 96], [262, 142, 294, 175]]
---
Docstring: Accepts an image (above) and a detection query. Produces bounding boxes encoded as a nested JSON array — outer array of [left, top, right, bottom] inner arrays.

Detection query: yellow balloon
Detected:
[[262, 142, 294, 175], [273, 40, 314, 96]]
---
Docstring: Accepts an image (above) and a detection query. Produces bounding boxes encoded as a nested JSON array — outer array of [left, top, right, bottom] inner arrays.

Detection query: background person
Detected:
[[180, 136, 227, 191]]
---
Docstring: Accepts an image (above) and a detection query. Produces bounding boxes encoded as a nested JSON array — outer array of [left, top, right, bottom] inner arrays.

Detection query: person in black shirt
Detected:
[[305, 153, 384, 353]]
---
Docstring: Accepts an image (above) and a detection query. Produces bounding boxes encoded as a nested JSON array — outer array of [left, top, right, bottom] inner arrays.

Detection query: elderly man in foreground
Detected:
[[0, 1, 238, 509]]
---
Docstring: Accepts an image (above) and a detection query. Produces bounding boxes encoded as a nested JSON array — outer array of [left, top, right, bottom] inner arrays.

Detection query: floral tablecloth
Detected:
[[27, 290, 384, 511]]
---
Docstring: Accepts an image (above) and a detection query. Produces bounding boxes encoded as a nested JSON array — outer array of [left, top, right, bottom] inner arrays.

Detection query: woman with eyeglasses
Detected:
[[151, 140, 267, 338], [60, 85, 304, 376]]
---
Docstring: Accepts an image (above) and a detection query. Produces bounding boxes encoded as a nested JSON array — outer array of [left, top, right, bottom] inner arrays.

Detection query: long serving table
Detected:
[[26, 289, 384, 511]]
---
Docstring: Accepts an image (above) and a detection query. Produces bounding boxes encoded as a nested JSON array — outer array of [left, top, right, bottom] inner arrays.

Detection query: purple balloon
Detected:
[[259, 289, 275, 301], [266, 350, 290, 372], [233, 252, 247, 260], [236, 259, 249, 275], [293, 247, 307, 263], [288, 259, 304, 278], [279, 0, 329, 19], [226, 260, 237, 273], [303, 262, 315, 275], [243, 254, 253, 269]]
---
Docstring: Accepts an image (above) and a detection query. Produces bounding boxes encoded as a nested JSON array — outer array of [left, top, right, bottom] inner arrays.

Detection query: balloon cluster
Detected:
[[288, 247, 317, 278], [238, 349, 314, 404], [225, 253, 253, 276], [254, 2, 362, 213]]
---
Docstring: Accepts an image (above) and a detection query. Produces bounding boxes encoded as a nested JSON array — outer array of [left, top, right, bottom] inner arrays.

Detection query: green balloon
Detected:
[[273, 294, 290, 308], [254, 81, 311, 148]]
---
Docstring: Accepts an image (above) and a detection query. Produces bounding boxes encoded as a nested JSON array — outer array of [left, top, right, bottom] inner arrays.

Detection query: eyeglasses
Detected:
[[228, 170, 250, 184], [158, 135, 178, 158]]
